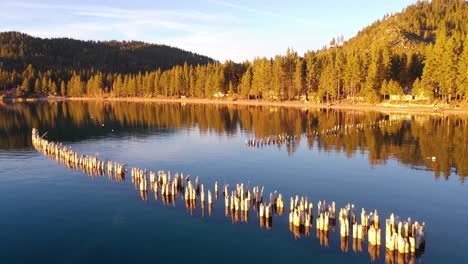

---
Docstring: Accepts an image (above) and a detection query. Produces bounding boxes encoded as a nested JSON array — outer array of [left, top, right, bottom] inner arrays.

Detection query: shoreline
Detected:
[[4, 96, 468, 115]]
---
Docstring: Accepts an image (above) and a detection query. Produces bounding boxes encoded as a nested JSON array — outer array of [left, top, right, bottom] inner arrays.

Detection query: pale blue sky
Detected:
[[0, 0, 416, 62]]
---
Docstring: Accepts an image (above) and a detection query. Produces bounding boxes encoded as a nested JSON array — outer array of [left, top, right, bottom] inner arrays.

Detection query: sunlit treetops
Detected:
[[1, 0, 467, 102]]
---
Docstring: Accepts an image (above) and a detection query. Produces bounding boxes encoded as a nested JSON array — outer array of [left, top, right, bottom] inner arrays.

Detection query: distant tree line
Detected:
[[1, 0, 467, 102], [0, 31, 213, 73]]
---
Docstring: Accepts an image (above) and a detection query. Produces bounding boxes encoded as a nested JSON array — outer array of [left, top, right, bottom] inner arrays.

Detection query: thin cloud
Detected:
[[207, 0, 277, 17], [2, 1, 236, 39], [0, 0, 327, 61], [206, 0, 318, 26], [1, 0, 243, 59], [7, 1, 232, 23]]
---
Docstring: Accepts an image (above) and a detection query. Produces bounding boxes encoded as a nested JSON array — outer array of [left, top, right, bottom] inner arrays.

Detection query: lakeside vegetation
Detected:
[[0, 0, 467, 103]]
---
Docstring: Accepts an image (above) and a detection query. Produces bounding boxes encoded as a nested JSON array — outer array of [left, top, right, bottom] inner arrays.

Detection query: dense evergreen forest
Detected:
[[0, 0, 467, 102], [0, 32, 214, 73]]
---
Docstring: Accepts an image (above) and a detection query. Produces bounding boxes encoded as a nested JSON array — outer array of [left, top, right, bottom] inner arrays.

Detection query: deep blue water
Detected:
[[0, 101, 466, 263]]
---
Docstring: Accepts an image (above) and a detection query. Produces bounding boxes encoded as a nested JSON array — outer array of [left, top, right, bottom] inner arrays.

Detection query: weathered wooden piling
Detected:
[[33, 128, 427, 262]]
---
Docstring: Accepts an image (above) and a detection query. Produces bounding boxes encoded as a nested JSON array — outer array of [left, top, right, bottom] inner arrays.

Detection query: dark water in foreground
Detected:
[[0, 101, 467, 264]]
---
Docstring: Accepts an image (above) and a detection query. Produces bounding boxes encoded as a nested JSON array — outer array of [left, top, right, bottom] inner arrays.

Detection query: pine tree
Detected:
[[381, 44, 392, 81], [204, 65, 214, 98], [188, 68, 195, 97], [344, 52, 364, 98], [364, 43, 388, 100], [228, 81, 234, 96], [251, 58, 271, 99], [388, 79, 404, 99], [412, 77, 421, 97], [456, 37, 468, 101], [34, 78, 41, 94], [136, 72, 143, 97], [154, 69, 161, 97], [20, 77, 31, 95], [142, 72, 150, 97], [293, 58, 304, 97], [334, 50, 345, 99], [271, 56, 284, 100], [441, 36, 461, 102], [128, 75, 137, 97], [51, 81, 58, 95], [318, 63, 336, 102], [420, 28, 446, 100], [67, 73, 83, 97], [284, 48, 298, 100], [60, 80, 66, 96], [251, 58, 261, 99], [41, 76, 48, 94], [182, 62, 190, 95], [194, 66, 204, 97], [380, 79, 389, 99], [304, 51, 318, 94], [239, 67, 252, 99], [113, 74, 123, 97]]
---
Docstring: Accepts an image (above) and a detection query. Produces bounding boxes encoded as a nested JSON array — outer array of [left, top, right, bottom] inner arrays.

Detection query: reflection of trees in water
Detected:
[[0, 101, 466, 181]]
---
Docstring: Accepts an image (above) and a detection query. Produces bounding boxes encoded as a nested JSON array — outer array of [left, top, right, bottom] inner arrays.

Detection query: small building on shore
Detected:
[[213, 92, 225, 98]]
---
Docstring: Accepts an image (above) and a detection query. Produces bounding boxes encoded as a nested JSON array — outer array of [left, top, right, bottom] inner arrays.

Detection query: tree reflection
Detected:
[[0, 101, 466, 182]]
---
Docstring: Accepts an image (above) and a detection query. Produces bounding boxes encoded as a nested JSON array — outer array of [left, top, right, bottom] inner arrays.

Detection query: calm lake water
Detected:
[[0, 101, 466, 264]]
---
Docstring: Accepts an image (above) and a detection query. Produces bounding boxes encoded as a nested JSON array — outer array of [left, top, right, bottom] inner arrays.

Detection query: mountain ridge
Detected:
[[1, 0, 467, 102], [0, 31, 214, 73]]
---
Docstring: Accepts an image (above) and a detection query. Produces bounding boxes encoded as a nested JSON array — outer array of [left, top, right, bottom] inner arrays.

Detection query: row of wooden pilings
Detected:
[[32, 128, 426, 263], [130, 171, 426, 263], [32, 128, 126, 181], [245, 116, 405, 148]]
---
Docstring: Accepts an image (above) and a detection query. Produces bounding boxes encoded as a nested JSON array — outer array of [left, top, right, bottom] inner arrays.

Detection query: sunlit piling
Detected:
[[32, 128, 126, 180], [224, 191, 229, 208], [207, 190, 212, 205], [200, 184, 205, 203], [245, 117, 406, 148], [32, 127, 427, 263], [214, 181, 218, 192], [287, 195, 316, 238], [385, 213, 426, 257], [339, 208, 350, 237]]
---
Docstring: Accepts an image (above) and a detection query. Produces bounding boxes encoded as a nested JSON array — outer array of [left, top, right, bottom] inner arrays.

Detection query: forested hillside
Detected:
[[0, 32, 213, 72], [1, 0, 467, 102]]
